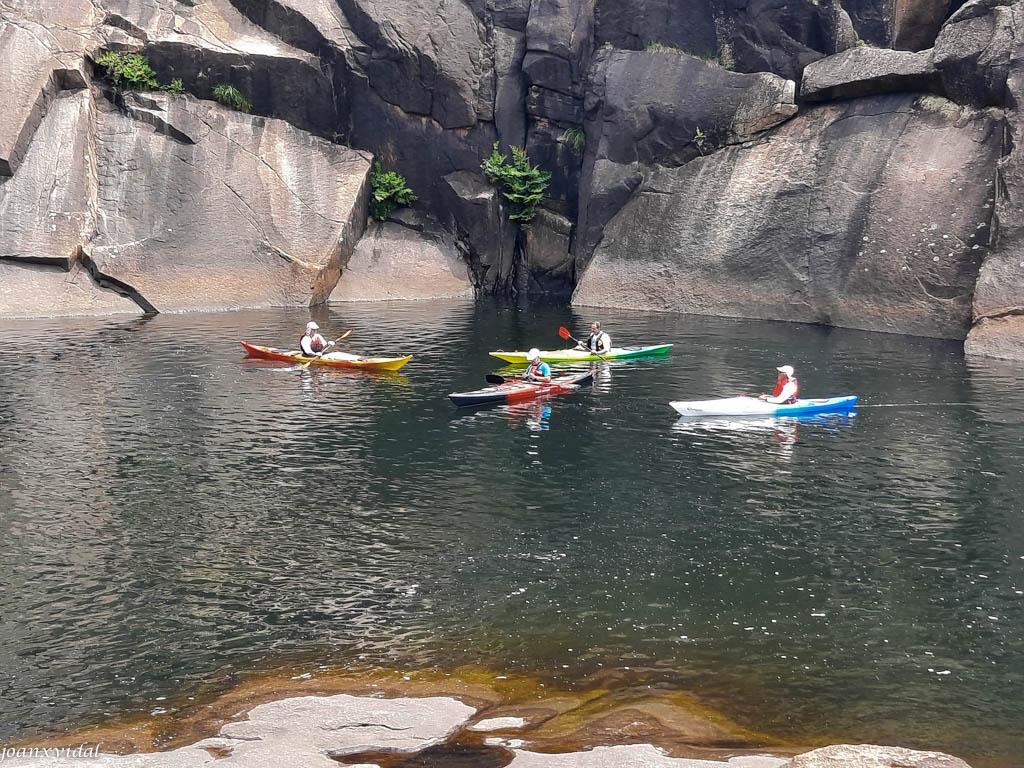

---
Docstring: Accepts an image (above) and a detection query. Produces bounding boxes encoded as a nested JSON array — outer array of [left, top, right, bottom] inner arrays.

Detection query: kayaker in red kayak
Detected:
[[758, 365, 799, 404], [299, 322, 335, 357], [523, 349, 552, 382]]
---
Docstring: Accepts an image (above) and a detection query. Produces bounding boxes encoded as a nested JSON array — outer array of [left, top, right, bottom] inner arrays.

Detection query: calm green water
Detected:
[[0, 300, 1022, 765]]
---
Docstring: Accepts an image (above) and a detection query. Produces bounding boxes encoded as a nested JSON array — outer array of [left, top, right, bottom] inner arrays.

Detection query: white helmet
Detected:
[[776, 365, 794, 378], [306, 321, 319, 331], [527, 348, 541, 362]]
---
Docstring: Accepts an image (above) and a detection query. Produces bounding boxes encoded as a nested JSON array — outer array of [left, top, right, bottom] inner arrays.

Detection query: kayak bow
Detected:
[[489, 344, 672, 364], [449, 370, 595, 407], [670, 395, 858, 418], [240, 341, 412, 371]]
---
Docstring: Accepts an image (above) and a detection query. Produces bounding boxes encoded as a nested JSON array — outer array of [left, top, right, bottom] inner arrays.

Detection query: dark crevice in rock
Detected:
[[118, 96, 197, 145], [975, 305, 1024, 321], [0, 253, 69, 268], [319, 722, 415, 732], [78, 247, 159, 314]]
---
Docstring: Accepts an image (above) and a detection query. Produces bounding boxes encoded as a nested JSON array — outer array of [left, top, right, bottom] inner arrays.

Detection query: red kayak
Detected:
[[448, 371, 594, 407]]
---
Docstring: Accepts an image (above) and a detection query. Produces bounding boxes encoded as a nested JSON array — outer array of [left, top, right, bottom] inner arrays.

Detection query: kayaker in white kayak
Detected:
[[583, 322, 611, 353], [523, 348, 552, 383], [299, 322, 335, 357], [758, 365, 799, 404]]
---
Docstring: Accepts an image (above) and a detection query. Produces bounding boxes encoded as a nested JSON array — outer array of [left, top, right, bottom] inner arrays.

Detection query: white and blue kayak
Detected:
[[670, 395, 858, 418]]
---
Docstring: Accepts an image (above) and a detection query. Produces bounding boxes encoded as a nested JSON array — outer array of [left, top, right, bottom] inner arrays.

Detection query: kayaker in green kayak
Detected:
[[758, 365, 799, 404], [523, 349, 552, 382], [581, 322, 612, 354]]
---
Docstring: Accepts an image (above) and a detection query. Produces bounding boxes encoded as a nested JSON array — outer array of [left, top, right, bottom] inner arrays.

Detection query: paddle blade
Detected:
[[485, 374, 506, 385], [558, 326, 572, 340]]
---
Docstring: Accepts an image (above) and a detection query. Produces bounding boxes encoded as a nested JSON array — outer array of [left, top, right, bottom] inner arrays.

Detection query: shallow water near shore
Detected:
[[1, 299, 1022, 766]]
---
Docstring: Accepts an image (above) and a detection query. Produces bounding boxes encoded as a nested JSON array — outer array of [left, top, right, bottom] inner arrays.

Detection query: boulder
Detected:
[[965, 315, 1024, 359], [86, 93, 372, 312], [841, 0, 953, 50], [783, 743, 973, 768], [330, 220, 474, 301], [801, 47, 941, 102], [525, 0, 596, 92], [893, 0, 957, 51], [933, 0, 1021, 108], [840, 0, 893, 47], [526, 120, 582, 217], [526, 85, 584, 123], [722, 0, 834, 80], [585, 49, 797, 168], [521, 207, 575, 296], [441, 170, 518, 292], [574, 94, 1002, 340]]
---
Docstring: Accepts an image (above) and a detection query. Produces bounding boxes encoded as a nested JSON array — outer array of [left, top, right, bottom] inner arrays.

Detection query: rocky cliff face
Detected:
[[0, 0, 1022, 357]]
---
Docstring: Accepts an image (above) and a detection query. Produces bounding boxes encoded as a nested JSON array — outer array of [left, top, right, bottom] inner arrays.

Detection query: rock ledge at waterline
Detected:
[[4, 694, 973, 768], [2, 0, 1024, 360]]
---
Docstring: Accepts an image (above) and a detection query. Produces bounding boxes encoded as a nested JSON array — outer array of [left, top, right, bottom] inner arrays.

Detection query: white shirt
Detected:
[[588, 332, 611, 352], [300, 332, 327, 356], [765, 379, 798, 404]]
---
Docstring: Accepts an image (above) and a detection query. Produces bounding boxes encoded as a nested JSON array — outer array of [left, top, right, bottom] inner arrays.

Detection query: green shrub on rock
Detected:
[[481, 142, 551, 226], [213, 84, 253, 113], [369, 163, 417, 221], [96, 51, 160, 91], [562, 126, 585, 157]]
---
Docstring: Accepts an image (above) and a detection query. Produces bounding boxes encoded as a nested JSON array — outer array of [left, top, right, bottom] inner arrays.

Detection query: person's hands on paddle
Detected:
[[299, 329, 352, 369], [558, 326, 608, 362]]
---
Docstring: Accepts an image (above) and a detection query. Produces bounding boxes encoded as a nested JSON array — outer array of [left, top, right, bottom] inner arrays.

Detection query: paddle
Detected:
[[298, 329, 352, 370], [558, 326, 609, 362], [485, 374, 506, 385]]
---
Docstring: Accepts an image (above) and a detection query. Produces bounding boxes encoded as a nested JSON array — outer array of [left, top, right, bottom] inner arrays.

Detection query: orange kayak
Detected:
[[240, 341, 412, 371]]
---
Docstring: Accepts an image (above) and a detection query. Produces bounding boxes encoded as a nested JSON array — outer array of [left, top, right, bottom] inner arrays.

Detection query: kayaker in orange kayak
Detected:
[[758, 365, 799, 404], [299, 322, 335, 357], [523, 348, 552, 383]]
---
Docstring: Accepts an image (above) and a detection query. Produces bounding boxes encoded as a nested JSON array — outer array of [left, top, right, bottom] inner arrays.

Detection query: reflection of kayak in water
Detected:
[[672, 412, 855, 434], [240, 342, 412, 371], [670, 395, 858, 417], [489, 344, 672, 364], [448, 371, 594, 407]]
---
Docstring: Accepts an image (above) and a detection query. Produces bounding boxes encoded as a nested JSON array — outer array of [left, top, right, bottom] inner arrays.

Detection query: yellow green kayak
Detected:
[[489, 344, 673, 364]]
